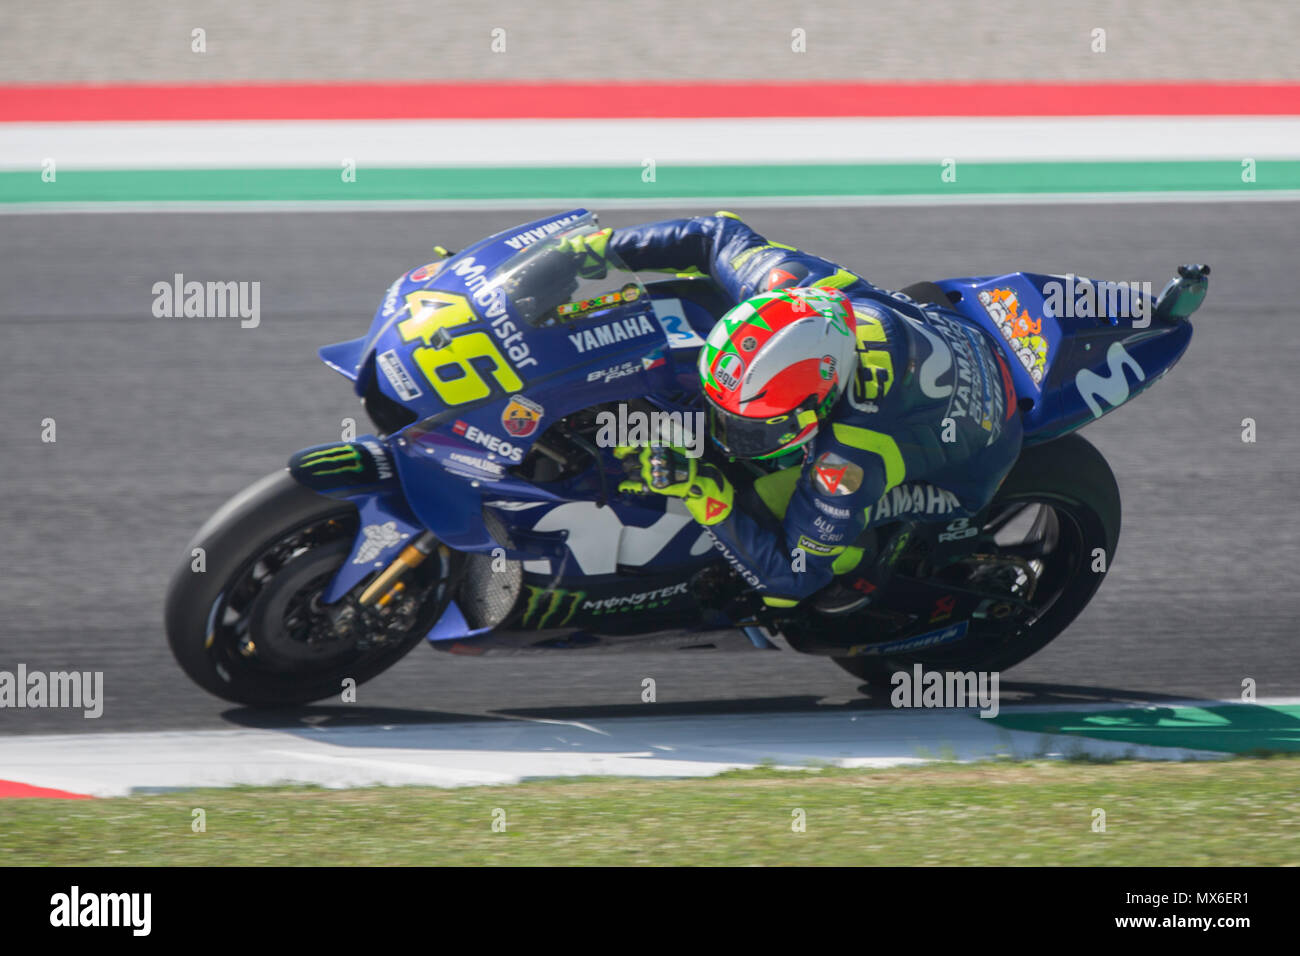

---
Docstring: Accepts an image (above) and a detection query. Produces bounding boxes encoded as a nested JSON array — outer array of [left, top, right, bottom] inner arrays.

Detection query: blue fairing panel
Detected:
[[318, 336, 368, 382], [937, 273, 1194, 445]]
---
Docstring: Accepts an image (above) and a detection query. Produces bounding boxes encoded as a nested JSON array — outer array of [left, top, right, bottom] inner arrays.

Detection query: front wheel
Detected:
[[165, 471, 455, 706], [832, 433, 1121, 684]]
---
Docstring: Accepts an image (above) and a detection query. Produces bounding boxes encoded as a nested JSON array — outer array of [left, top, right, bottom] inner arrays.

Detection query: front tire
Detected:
[[165, 471, 451, 707]]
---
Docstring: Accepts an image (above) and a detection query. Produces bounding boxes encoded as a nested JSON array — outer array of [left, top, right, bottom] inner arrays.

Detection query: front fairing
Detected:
[[329, 210, 587, 396], [326, 210, 684, 550]]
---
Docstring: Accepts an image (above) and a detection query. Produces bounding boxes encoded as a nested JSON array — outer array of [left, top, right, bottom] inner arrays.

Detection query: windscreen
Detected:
[[488, 214, 651, 328]]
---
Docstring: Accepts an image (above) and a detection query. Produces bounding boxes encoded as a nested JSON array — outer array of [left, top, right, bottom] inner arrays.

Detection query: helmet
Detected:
[[698, 287, 859, 459]]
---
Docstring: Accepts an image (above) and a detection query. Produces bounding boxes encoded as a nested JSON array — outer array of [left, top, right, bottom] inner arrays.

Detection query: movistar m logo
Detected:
[[300, 445, 364, 476], [910, 318, 954, 399], [1076, 341, 1146, 419], [520, 585, 585, 628]]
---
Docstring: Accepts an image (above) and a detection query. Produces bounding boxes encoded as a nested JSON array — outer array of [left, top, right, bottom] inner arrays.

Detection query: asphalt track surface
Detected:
[[1, 201, 1298, 736]]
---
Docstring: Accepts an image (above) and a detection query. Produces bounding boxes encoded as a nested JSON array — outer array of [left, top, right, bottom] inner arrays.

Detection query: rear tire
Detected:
[[832, 433, 1120, 683], [165, 471, 448, 707]]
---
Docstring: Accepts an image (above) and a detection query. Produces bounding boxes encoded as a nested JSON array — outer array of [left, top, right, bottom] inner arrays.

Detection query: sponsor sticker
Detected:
[[978, 288, 1049, 386], [715, 353, 745, 391], [446, 257, 538, 369], [380, 278, 404, 318], [409, 261, 444, 283], [846, 620, 970, 657], [588, 359, 641, 383], [907, 310, 1004, 441], [361, 440, 394, 481], [994, 351, 1017, 419], [929, 594, 957, 622], [1076, 341, 1146, 419], [705, 527, 765, 589], [516, 582, 688, 628], [795, 535, 840, 556], [811, 514, 846, 541], [582, 582, 689, 615], [567, 313, 659, 353], [813, 499, 853, 519], [650, 297, 707, 349], [765, 267, 801, 289], [377, 349, 423, 401], [298, 444, 364, 477], [447, 451, 506, 479], [558, 287, 639, 319], [938, 517, 978, 543], [812, 452, 862, 497], [641, 347, 667, 371], [501, 213, 584, 251], [454, 422, 524, 462], [501, 395, 544, 438], [353, 521, 406, 564], [868, 483, 961, 522]]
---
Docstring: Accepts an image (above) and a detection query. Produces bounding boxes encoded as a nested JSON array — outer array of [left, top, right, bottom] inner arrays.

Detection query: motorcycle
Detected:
[[165, 209, 1208, 705]]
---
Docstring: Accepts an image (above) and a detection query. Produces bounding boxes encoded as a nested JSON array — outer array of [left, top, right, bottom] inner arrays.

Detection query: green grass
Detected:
[[3, 758, 1298, 866]]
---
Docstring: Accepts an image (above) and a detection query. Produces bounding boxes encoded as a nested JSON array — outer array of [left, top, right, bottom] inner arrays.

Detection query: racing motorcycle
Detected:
[[165, 210, 1209, 705]]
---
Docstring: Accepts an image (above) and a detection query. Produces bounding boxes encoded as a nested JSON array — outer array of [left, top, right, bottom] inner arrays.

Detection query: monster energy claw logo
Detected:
[[519, 582, 690, 628], [520, 585, 586, 628], [300, 445, 364, 476]]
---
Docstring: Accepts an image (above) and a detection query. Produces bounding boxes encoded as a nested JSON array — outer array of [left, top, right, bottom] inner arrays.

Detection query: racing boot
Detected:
[[812, 521, 915, 616]]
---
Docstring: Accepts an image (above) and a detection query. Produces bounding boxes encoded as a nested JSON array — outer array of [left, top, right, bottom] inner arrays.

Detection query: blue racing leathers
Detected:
[[605, 214, 1024, 605]]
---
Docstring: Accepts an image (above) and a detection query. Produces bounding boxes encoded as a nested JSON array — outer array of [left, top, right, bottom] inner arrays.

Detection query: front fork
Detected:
[[287, 437, 439, 605], [355, 531, 441, 608]]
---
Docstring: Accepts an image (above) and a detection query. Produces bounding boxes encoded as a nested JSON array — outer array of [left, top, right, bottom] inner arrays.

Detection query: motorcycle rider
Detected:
[[562, 212, 1024, 614]]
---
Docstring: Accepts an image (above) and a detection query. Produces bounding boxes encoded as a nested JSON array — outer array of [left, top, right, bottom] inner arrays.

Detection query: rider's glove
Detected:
[[557, 228, 615, 280], [614, 445, 734, 525]]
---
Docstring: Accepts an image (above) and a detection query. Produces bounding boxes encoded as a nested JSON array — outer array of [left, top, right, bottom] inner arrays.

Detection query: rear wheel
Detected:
[[832, 433, 1120, 683], [165, 471, 455, 706]]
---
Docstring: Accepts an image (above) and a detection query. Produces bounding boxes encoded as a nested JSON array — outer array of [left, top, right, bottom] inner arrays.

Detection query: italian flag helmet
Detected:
[[698, 286, 859, 459]]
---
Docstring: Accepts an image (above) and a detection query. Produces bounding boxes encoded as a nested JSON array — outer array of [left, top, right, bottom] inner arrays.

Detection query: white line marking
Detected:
[[3, 117, 1298, 169]]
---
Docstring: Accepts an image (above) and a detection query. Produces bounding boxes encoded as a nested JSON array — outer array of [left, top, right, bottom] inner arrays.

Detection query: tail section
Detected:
[[936, 266, 1203, 445]]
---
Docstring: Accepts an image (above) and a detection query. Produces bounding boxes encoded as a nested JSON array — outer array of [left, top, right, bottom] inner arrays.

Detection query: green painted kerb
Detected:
[[3, 161, 1299, 203], [992, 703, 1300, 754]]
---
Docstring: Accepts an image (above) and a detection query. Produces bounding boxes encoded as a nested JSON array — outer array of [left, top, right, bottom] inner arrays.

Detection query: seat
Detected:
[[897, 281, 960, 310]]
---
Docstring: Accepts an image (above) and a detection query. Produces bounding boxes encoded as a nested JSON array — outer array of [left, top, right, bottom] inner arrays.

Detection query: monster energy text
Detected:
[[520, 583, 689, 627]]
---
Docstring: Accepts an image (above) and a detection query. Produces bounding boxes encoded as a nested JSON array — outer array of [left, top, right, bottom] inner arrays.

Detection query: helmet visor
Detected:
[[706, 398, 818, 459]]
